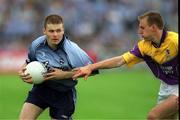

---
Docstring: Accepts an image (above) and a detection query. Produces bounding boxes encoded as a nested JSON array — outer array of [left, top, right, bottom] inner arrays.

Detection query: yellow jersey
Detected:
[[122, 30, 178, 85]]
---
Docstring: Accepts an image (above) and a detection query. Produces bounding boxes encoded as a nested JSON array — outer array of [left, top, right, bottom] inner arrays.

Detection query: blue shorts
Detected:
[[25, 85, 76, 119]]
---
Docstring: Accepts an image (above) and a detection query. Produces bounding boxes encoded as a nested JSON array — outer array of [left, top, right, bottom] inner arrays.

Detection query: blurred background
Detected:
[[0, 0, 178, 119], [0, 0, 178, 72]]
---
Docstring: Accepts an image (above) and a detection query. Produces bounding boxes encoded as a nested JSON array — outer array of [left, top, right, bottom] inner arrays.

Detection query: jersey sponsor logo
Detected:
[[159, 65, 174, 75]]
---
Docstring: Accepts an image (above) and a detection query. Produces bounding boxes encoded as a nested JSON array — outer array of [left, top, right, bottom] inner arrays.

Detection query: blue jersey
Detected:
[[27, 35, 94, 91]]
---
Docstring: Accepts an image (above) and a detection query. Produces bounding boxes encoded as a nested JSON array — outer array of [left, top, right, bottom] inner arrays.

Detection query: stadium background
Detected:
[[0, 0, 178, 119]]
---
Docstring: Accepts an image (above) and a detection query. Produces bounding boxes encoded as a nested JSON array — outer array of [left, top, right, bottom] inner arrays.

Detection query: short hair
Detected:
[[138, 11, 164, 29], [44, 14, 64, 28]]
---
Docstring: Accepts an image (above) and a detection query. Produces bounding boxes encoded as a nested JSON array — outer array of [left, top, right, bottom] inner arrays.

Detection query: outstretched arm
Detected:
[[89, 55, 125, 70], [73, 55, 126, 80]]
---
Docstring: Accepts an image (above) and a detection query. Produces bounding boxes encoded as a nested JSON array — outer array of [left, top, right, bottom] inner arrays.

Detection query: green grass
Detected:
[[0, 69, 160, 120]]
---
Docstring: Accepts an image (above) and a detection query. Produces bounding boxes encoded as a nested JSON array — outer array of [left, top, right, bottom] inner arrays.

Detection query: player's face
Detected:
[[43, 23, 64, 48], [138, 18, 154, 41]]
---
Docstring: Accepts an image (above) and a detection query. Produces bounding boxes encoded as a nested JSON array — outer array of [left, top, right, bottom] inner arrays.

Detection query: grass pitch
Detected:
[[0, 69, 160, 120]]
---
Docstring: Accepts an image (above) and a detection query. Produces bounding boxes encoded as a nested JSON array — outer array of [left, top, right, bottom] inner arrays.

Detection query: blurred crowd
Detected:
[[0, 0, 178, 60]]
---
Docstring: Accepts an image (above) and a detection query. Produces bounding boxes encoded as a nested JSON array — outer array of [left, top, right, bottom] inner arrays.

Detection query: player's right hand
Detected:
[[18, 67, 33, 84], [72, 65, 92, 80]]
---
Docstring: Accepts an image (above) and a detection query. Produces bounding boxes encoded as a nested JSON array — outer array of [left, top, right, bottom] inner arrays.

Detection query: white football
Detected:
[[25, 61, 47, 84]]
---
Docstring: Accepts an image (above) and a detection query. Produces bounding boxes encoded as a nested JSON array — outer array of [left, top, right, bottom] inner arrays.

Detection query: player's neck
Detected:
[[152, 30, 163, 46], [47, 41, 58, 50]]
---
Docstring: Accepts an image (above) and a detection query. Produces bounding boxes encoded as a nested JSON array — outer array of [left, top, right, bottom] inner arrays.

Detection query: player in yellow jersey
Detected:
[[73, 11, 179, 119]]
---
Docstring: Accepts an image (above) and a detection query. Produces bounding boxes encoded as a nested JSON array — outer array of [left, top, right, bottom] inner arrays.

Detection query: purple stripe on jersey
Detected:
[[144, 55, 178, 85], [130, 45, 143, 58], [159, 30, 167, 46]]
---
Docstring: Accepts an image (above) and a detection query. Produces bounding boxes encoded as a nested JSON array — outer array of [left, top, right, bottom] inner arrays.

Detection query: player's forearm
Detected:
[[62, 70, 77, 79], [90, 56, 125, 70]]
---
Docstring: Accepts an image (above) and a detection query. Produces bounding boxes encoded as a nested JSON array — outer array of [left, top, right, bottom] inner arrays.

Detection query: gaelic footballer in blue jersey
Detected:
[[73, 11, 179, 120], [18, 14, 98, 119]]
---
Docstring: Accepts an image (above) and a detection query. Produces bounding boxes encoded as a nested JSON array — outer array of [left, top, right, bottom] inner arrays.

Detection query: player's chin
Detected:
[[52, 41, 61, 45]]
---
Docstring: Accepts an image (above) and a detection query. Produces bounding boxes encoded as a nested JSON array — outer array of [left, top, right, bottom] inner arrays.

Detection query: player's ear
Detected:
[[151, 24, 157, 32]]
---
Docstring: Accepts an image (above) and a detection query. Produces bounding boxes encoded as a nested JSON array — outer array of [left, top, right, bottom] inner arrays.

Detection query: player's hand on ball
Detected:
[[18, 67, 33, 84], [19, 61, 47, 84]]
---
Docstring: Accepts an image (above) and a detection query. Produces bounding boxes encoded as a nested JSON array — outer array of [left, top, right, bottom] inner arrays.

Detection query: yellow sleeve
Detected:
[[122, 52, 143, 67], [172, 32, 178, 52], [167, 31, 178, 52]]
